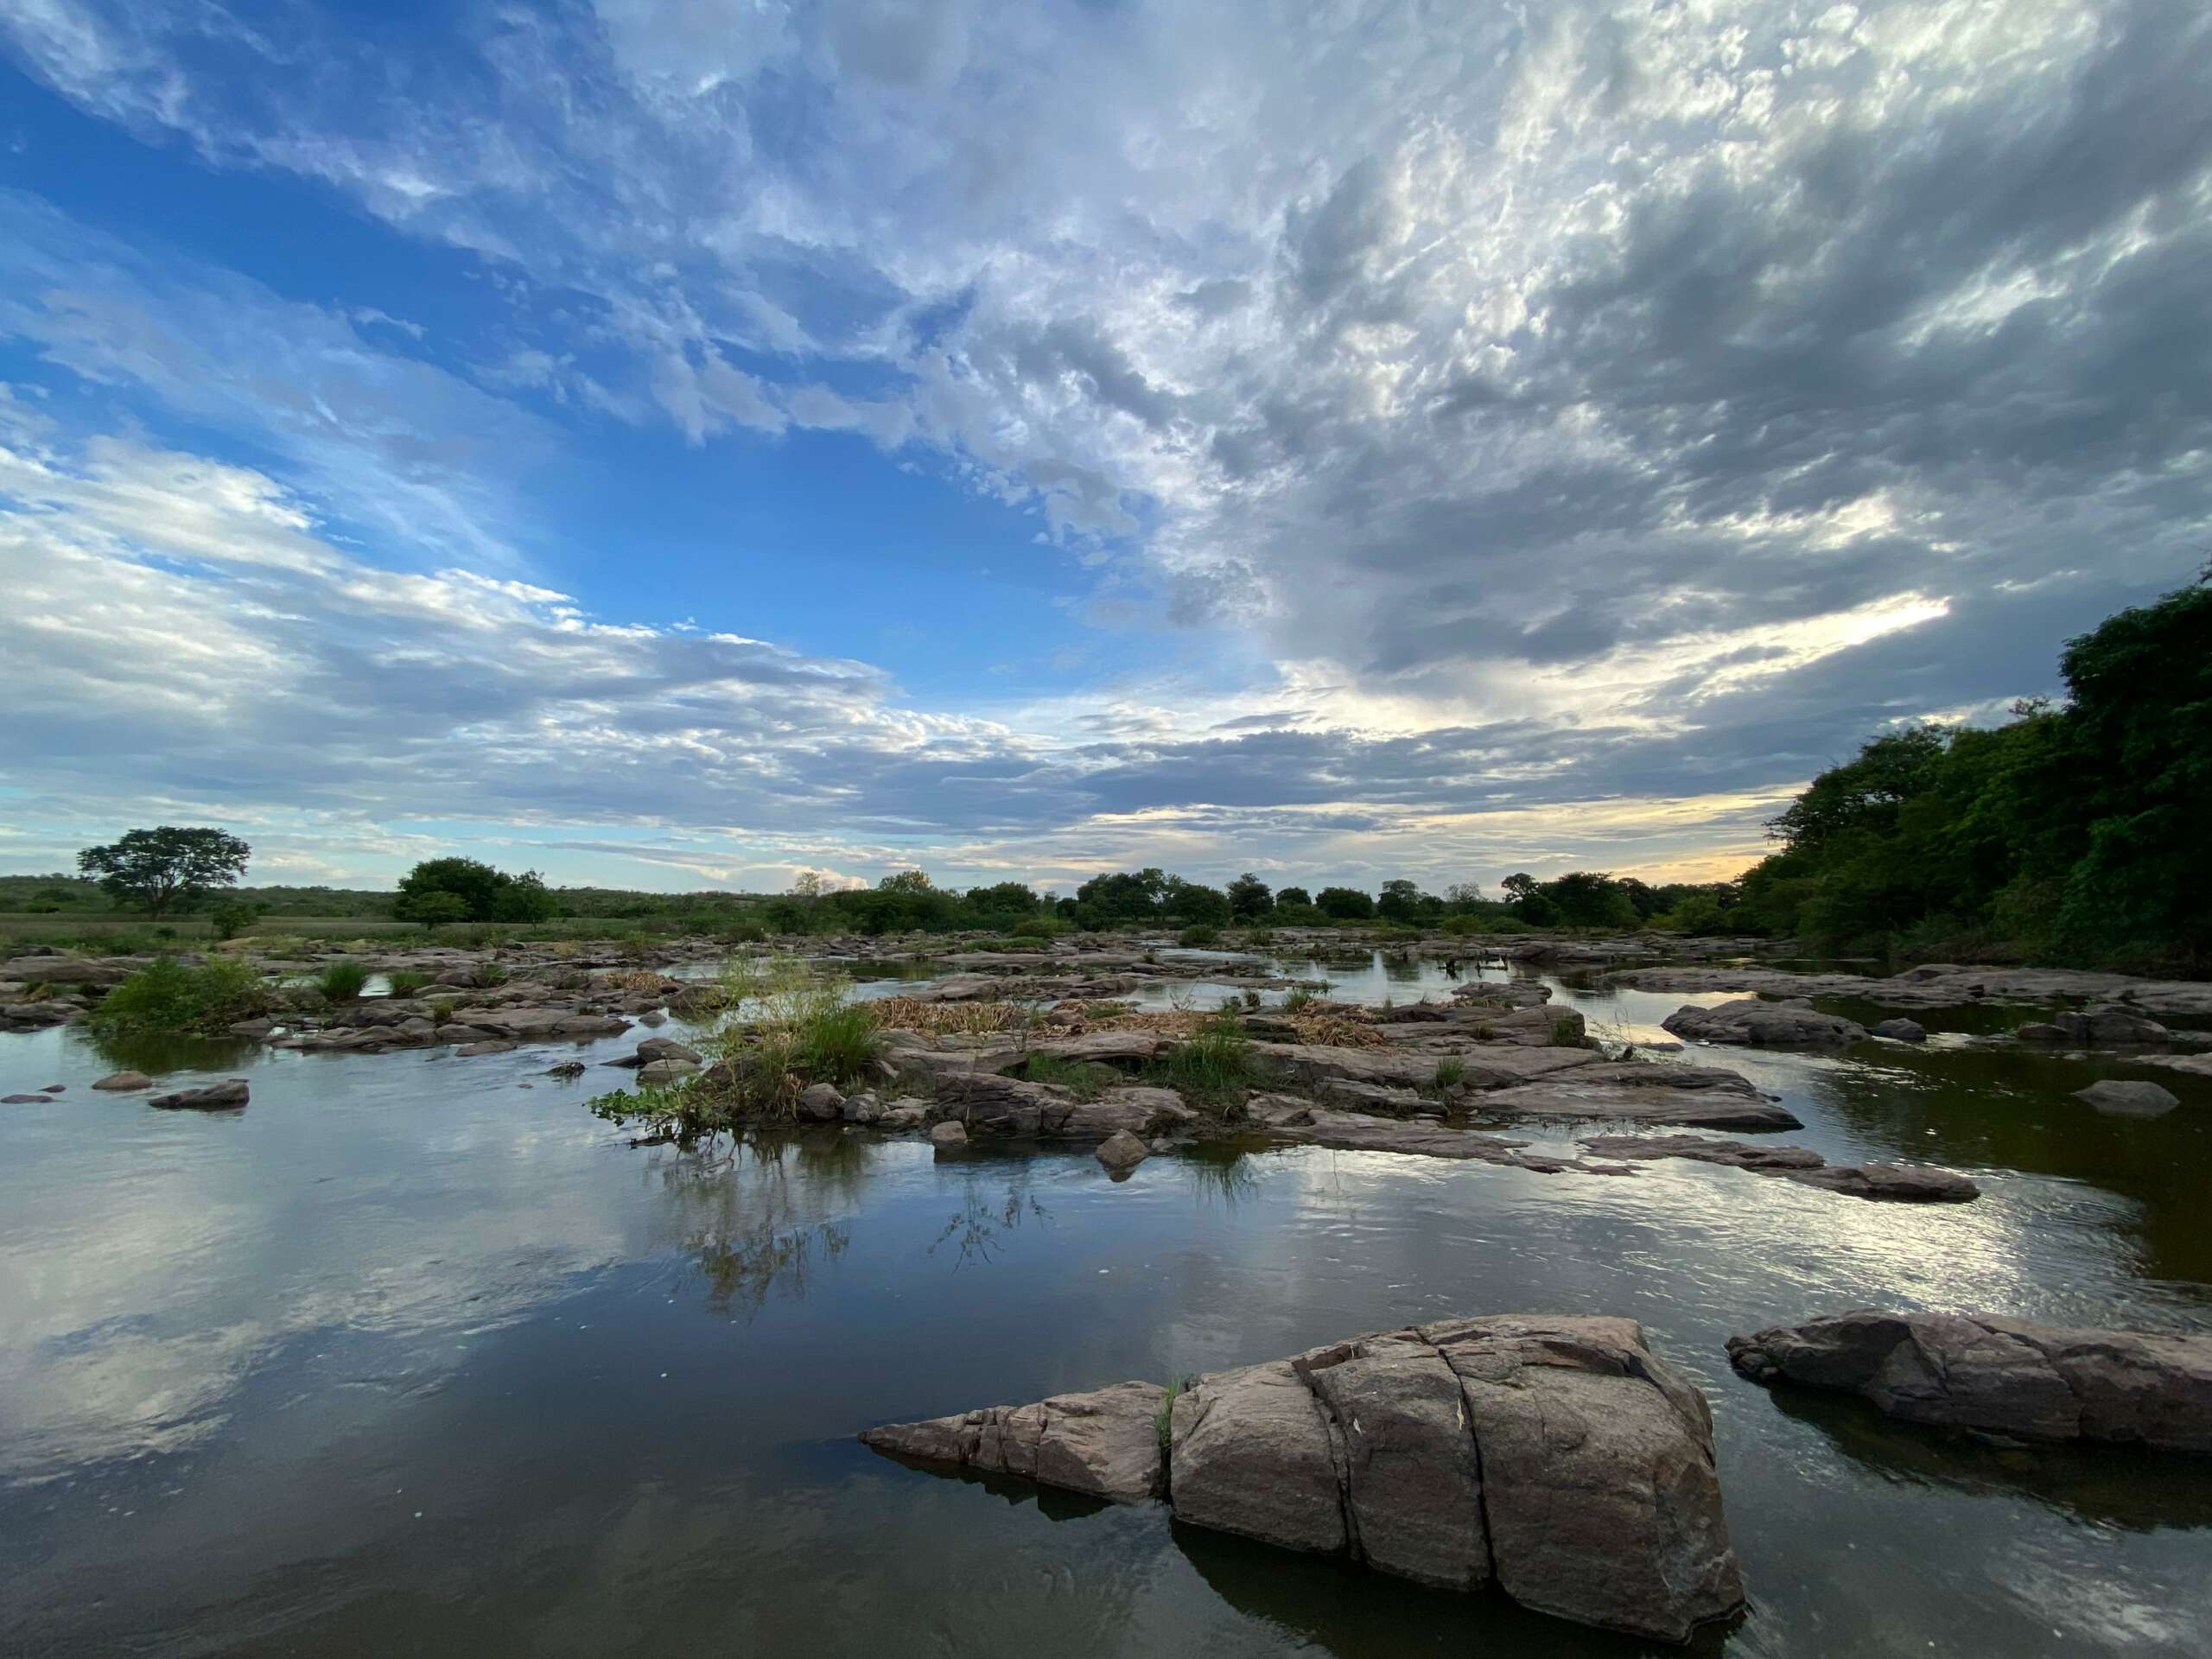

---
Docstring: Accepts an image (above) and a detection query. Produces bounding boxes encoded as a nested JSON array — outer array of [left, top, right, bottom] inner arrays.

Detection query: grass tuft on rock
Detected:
[[316, 960, 371, 1001]]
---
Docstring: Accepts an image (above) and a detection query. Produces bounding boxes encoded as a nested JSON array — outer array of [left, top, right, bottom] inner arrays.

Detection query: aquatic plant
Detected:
[[1151, 1014, 1253, 1108]]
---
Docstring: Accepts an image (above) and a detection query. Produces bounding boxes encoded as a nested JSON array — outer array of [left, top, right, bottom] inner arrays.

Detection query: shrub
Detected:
[[1281, 986, 1317, 1013], [429, 996, 457, 1024], [1550, 1014, 1581, 1046], [384, 969, 429, 996], [685, 957, 885, 1122], [316, 960, 371, 1001], [90, 955, 275, 1036], [1178, 924, 1220, 947], [1010, 917, 1066, 939], [471, 961, 509, 988], [209, 899, 265, 941]]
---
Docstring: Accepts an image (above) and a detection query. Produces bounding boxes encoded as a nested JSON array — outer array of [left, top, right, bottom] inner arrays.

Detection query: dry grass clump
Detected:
[[870, 996, 1028, 1035], [602, 967, 671, 993], [1286, 1009, 1386, 1048]]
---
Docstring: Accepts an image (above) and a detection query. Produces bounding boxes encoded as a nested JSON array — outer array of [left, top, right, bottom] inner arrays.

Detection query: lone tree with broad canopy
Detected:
[[393, 857, 558, 925], [77, 827, 251, 919]]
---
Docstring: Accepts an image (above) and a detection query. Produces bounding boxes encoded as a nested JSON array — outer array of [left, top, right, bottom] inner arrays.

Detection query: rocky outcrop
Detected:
[[1662, 998, 1866, 1047], [1580, 1135, 1979, 1201], [928, 1074, 1195, 1141], [1477, 1070, 1802, 1131], [867, 1315, 1741, 1643], [2075, 1080, 2179, 1117], [149, 1078, 250, 1110], [1250, 1039, 1595, 1091], [1727, 1310, 2212, 1452], [1611, 963, 2212, 1020], [1871, 1018, 1926, 1041]]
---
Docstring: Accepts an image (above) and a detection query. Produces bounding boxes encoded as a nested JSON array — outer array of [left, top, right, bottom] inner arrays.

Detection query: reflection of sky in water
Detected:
[[1, 963, 2209, 1657]]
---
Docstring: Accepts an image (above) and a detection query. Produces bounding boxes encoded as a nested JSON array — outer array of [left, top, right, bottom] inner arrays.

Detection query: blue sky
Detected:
[[1, 0, 2206, 897]]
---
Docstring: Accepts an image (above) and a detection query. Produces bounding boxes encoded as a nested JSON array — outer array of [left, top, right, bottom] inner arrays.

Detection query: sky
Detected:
[[0, 0, 2205, 899]]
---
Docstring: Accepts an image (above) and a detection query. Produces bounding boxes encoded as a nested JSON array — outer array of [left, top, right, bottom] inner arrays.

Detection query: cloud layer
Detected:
[[2, 0, 2207, 891]]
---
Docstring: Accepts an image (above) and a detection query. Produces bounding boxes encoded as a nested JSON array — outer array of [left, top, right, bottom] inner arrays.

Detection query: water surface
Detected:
[[3, 954, 2209, 1657]]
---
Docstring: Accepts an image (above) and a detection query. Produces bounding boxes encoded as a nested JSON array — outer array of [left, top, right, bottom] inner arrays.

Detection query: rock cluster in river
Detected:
[[1580, 1134, 1978, 1201], [1662, 998, 1866, 1047], [863, 1313, 1744, 1643], [1728, 1309, 2212, 1452]]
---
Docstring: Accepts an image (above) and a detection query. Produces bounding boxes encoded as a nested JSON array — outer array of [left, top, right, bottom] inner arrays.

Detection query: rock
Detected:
[[3, 1093, 48, 1103], [455, 1040, 519, 1057], [2013, 1021, 2066, 1042], [635, 1036, 702, 1065], [435, 1023, 495, 1043], [637, 1058, 697, 1084], [871, 1314, 1742, 1643], [1662, 998, 1866, 1047], [1582, 1135, 1978, 1202], [1728, 1310, 2212, 1452], [1095, 1129, 1150, 1173], [1610, 963, 2212, 1021], [92, 1070, 152, 1091], [797, 1082, 844, 1120], [149, 1078, 250, 1110], [929, 1120, 968, 1148], [2075, 1080, 2180, 1117], [1252, 1041, 1596, 1092], [842, 1091, 883, 1123], [1477, 1077, 1802, 1131], [1872, 1017, 1926, 1041], [861, 1379, 1166, 1501], [2055, 1004, 2170, 1045], [41, 1084, 64, 1093], [543, 1060, 587, 1078]]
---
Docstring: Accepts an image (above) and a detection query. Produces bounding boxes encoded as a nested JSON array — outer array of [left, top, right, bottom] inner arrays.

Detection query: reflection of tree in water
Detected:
[[931, 1168, 1051, 1269], [647, 1134, 866, 1319]]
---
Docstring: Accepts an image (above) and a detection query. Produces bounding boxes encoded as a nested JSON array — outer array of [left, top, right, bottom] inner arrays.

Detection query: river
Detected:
[[3, 952, 2208, 1656]]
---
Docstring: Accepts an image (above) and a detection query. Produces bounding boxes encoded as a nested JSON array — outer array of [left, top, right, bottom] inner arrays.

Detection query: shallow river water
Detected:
[[3, 954, 2209, 1657]]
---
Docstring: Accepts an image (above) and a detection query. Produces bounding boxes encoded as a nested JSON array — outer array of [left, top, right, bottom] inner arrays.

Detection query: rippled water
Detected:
[[3, 953, 2209, 1657]]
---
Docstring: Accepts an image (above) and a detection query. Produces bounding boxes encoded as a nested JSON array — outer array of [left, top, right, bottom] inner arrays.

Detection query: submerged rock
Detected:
[[2075, 1080, 2179, 1117], [1662, 998, 1866, 1047], [864, 1314, 1743, 1643], [92, 1071, 152, 1091], [1580, 1135, 1979, 1201], [149, 1079, 250, 1110], [1871, 1017, 1926, 1041], [1728, 1310, 2212, 1452]]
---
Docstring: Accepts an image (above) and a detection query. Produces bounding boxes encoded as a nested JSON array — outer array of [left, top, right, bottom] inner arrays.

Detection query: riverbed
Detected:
[[3, 954, 2208, 1656]]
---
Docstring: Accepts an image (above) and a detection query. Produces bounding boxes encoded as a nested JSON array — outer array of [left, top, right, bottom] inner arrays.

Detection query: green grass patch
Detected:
[[1149, 1014, 1253, 1109], [1017, 1053, 1119, 1098], [315, 960, 371, 1001]]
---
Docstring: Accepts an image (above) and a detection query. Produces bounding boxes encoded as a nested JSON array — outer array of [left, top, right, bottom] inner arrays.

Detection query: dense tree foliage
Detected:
[[76, 827, 251, 918], [394, 857, 558, 925], [1738, 573, 2210, 970]]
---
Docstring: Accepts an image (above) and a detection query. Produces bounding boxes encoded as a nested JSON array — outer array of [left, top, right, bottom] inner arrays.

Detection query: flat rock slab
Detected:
[[867, 1314, 1742, 1643], [1728, 1309, 2212, 1452], [1478, 1078, 1802, 1131], [1662, 999, 1866, 1047], [1252, 1041, 1597, 1092], [1611, 964, 2212, 1020], [1581, 1135, 1979, 1202]]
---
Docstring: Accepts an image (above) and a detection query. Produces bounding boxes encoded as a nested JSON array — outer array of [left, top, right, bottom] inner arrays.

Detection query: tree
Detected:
[[1444, 880, 1484, 910], [1274, 886, 1313, 908], [1315, 886, 1375, 919], [1226, 872, 1274, 918], [394, 857, 556, 925], [1376, 879, 1434, 923], [791, 871, 829, 899], [77, 827, 250, 918], [1501, 873, 1539, 904], [879, 869, 935, 894], [1543, 872, 1639, 929]]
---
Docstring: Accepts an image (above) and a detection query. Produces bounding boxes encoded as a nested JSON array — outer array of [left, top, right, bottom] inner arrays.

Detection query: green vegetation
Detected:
[[1738, 571, 2210, 972], [1155, 1374, 1194, 1456], [1017, 1054, 1118, 1098], [1177, 923, 1220, 946], [1433, 1058, 1466, 1090], [394, 857, 557, 925], [1149, 1014, 1253, 1108], [315, 960, 371, 1001], [76, 826, 251, 919], [385, 969, 429, 996], [89, 955, 275, 1037]]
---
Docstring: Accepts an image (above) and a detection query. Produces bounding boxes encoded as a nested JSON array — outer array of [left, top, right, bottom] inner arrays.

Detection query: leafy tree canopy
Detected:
[[77, 826, 250, 918]]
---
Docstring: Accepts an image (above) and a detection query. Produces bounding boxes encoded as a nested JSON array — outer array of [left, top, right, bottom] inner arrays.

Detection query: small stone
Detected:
[[1095, 1129, 1150, 1173]]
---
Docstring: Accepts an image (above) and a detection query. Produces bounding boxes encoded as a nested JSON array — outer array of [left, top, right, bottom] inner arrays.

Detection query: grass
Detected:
[[385, 968, 429, 996], [1155, 1374, 1195, 1457], [1149, 1013, 1253, 1109], [429, 996, 457, 1024], [1550, 1014, 1582, 1046], [1177, 924, 1220, 946], [316, 960, 372, 1001], [1433, 1057, 1466, 1090], [88, 956, 276, 1037], [1281, 986, 1318, 1014]]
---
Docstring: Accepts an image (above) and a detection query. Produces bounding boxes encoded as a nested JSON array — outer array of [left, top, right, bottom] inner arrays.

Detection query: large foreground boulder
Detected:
[[864, 1313, 1743, 1643], [1662, 998, 1866, 1047], [1728, 1310, 2212, 1452]]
